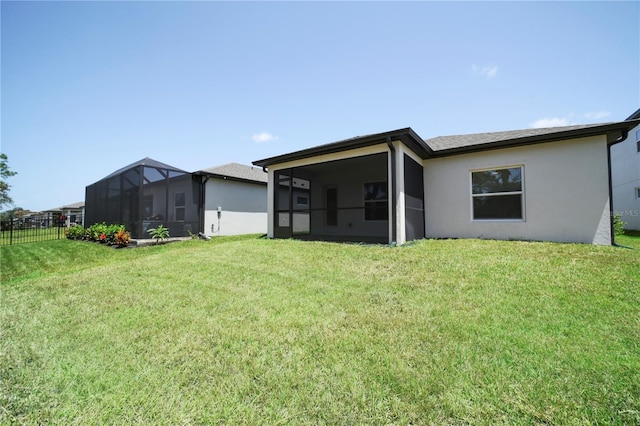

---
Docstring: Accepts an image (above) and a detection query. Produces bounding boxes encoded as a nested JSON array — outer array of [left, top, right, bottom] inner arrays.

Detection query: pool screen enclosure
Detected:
[[85, 158, 201, 239]]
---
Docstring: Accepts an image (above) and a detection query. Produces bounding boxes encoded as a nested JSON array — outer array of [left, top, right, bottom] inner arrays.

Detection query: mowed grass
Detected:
[[1, 235, 639, 424]]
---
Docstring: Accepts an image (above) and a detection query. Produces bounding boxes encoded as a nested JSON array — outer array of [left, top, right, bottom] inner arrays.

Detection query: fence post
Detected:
[[9, 214, 14, 245]]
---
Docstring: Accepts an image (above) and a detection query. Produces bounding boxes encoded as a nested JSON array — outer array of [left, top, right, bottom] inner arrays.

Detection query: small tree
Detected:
[[0, 207, 24, 221], [147, 224, 170, 243], [0, 153, 17, 211]]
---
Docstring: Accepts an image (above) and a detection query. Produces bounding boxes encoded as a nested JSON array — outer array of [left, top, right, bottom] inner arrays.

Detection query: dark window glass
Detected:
[[175, 192, 185, 221], [472, 167, 521, 194], [143, 195, 154, 219], [326, 187, 337, 226], [364, 182, 388, 221], [365, 201, 389, 221], [364, 182, 388, 201], [473, 195, 523, 219], [471, 167, 523, 220], [175, 192, 185, 207]]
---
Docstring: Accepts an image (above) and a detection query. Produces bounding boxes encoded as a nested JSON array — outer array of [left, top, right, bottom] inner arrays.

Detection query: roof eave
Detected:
[[252, 127, 431, 168], [193, 170, 267, 185], [626, 108, 640, 121]]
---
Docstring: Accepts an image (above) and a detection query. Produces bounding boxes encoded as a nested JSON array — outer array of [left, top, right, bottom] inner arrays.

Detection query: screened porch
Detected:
[[273, 153, 390, 243], [85, 158, 201, 239]]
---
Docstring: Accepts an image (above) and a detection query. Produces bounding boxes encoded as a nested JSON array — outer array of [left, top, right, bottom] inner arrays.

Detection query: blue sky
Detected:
[[1, 1, 638, 212]]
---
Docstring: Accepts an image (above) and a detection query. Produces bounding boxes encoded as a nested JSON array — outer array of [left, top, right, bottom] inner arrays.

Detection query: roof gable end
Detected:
[[197, 163, 267, 183]]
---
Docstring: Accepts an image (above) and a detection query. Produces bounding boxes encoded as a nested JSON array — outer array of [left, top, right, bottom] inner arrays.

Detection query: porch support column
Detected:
[[266, 168, 275, 238], [387, 139, 406, 245], [394, 141, 407, 246]]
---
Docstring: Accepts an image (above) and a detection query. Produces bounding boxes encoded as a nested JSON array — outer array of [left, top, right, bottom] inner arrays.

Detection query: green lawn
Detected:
[[1, 235, 639, 424]]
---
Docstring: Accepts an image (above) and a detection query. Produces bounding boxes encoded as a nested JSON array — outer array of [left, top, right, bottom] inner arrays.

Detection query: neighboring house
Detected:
[[194, 163, 268, 237], [85, 158, 267, 239], [253, 120, 640, 246], [44, 202, 85, 227], [611, 109, 640, 230]]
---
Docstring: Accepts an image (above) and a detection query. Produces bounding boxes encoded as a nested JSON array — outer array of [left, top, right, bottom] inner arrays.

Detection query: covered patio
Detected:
[[255, 129, 428, 245], [273, 153, 390, 243]]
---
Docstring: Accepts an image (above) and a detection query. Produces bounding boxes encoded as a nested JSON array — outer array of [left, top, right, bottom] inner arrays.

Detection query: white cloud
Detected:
[[529, 117, 570, 128], [583, 111, 611, 120], [472, 64, 498, 79], [252, 131, 279, 143], [529, 110, 612, 129]]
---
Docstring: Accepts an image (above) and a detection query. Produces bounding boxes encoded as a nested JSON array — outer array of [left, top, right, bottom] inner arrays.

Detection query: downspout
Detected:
[[387, 137, 397, 244], [608, 130, 628, 246]]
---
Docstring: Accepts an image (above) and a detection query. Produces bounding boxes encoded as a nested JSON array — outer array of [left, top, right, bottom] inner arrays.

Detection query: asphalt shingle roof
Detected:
[[424, 123, 614, 151], [198, 163, 268, 183], [254, 118, 640, 167], [46, 201, 85, 212]]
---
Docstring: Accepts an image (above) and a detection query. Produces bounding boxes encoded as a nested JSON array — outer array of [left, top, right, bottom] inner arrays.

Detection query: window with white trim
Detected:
[[174, 192, 185, 221], [471, 166, 524, 220]]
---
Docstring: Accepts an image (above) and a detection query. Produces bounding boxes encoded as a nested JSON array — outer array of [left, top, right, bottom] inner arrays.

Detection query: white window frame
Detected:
[[470, 165, 525, 222]]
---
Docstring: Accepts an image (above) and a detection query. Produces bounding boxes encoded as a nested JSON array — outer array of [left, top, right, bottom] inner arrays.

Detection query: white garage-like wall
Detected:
[[204, 178, 268, 237], [610, 121, 640, 230]]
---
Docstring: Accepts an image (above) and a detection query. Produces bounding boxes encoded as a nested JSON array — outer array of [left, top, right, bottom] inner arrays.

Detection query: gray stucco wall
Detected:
[[423, 135, 612, 244], [204, 178, 267, 236]]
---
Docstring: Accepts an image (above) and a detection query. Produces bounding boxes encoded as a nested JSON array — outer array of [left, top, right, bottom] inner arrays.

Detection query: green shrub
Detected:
[[65, 224, 85, 240], [64, 222, 132, 246], [148, 225, 170, 243], [114, 228, 130, 247], [104, 224, 125, 245], [613, 213, 626, 237], [86, 222, 108, 242]]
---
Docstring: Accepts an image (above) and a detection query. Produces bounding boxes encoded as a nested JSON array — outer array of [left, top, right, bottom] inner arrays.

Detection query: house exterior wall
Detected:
[[204, 178, 267, 236], [64, 208, 85, 227], [423, 135, 613, 244], [610, 122, 640, 230]]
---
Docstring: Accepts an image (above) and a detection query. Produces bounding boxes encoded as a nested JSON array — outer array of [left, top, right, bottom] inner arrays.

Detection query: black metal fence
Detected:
[[0, 214, 84, 246]]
